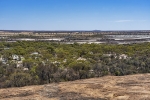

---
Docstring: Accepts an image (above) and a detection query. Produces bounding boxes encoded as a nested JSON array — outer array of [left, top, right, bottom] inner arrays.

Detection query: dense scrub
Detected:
[[0, 41, 150, 88]]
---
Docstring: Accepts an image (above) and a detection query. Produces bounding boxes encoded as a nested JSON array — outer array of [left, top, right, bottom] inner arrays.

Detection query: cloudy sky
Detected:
[[0, 0, 150, 30]]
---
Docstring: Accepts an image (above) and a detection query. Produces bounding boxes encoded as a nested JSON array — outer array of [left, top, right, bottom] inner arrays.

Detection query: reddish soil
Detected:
[[1, 74, 150, 100]]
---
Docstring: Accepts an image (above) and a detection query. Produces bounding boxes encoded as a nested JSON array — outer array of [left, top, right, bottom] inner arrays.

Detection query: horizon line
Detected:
[[0, 30, 150, 32]]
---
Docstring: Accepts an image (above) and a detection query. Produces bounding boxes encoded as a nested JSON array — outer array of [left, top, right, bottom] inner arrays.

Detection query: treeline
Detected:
[[1, 41, 150, 88]]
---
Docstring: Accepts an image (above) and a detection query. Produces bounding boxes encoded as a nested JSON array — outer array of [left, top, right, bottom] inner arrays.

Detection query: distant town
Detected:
[[0, 30, 150, 44]]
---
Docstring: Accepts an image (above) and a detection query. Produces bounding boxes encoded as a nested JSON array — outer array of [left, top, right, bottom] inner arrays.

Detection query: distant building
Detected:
[[23, 67, 29, 71], [31, 52, 39, 55], [119, 54, 128, 59], [12, 54, 20, 60], [77, 57, 86, 61], [0, 56, 8, 64], [16, 61, 23, 68]]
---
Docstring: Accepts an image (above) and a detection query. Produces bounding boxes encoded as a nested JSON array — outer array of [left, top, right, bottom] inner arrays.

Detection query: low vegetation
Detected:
[[0, 41, 150, 88]]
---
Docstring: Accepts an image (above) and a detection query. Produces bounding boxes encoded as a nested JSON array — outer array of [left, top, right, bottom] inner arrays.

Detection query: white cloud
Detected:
[[115, 20, 134, 23], [139, 20, 147, 22], [113, 20, 148, 23]]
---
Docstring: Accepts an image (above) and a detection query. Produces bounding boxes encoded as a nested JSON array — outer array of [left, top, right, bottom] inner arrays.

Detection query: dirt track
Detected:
[[1, 74, 150, 100]]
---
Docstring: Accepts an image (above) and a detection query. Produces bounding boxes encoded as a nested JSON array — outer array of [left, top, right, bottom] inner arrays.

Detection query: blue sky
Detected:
[[0, 0, 150, 30]]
